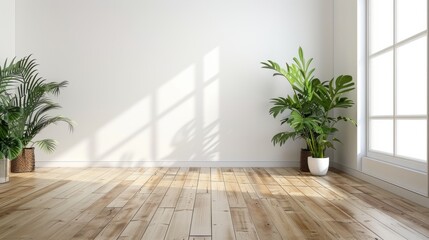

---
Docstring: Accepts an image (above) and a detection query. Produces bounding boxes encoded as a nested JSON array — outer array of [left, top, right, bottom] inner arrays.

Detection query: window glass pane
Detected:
[[369, 51, 393, 116], [397, 36, 427, 116], [397, 120, 427, 162], [397, 0, 427, 42], [367, 0, 428, 167], [369, 119, 394, 154], [369, 0, 393, 54]]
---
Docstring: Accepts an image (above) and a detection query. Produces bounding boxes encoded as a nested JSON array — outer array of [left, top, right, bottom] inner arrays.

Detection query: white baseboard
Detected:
[[331, 162, 429, 209], [36, 160, 300, 168]]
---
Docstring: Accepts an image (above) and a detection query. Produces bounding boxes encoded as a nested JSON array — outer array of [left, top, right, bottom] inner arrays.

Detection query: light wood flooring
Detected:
[[0, 167, 428, 239]]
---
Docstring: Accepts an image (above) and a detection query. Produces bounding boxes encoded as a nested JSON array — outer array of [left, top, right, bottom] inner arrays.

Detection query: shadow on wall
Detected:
[[51, 47, 221, 165], [163, 120, 220, 162]]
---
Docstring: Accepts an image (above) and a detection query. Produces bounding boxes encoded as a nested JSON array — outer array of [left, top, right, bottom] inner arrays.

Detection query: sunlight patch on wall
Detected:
[[157, 65, 196, 115], [157, 97, 196, 160], [52, 48, 220, 164], [203, 47, 220, 160], [204, 47, 219, 82], [156, 64, 196, 160], [203, 81, 219, 161], [95, 96, 152, 161]]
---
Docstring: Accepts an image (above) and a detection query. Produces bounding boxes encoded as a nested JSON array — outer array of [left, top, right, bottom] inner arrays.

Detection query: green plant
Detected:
[[0, 58, 25, 103], [262, 48, 356, 158], [261, 47, 321, 147], [0, 59, 24, 159], [0, 105, 23, 159], [7, 56, 74, 152], [306, 75, 356, 157]]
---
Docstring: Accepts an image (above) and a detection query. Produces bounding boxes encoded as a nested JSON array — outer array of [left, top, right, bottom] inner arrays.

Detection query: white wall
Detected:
[[0, 0, 15, 62], [333, 0, 360, 169], [15, 0, 334, 167]]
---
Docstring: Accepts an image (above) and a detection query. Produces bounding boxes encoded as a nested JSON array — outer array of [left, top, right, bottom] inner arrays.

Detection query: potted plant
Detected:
[[4, 56, 74, 172], [262, 48, 356, 175], [261, 47, 321, 172], [0, 59, 24, 182], [298, 75, 356, 175]]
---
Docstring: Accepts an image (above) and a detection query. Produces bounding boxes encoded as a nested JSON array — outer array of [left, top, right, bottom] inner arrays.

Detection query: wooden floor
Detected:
[[0, 168, 428, 240]]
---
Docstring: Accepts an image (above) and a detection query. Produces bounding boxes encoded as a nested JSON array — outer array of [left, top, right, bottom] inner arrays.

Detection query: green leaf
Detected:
[[1, 56, 75, 151], [34, 139, 57, 153]]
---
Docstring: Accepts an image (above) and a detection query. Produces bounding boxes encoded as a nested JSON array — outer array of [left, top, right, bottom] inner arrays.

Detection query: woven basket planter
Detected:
[[11, 148, 35, 173]]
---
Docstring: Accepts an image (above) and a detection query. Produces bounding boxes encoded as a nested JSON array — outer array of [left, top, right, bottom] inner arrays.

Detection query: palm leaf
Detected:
[[34, 139, 57, 153], [1, 56, 75, 150]]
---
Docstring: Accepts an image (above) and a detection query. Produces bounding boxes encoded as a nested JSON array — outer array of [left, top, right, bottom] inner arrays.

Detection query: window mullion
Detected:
[[427, 0, 429, 185], [366, 0, 370, 162], [393, 0, 397, 157]]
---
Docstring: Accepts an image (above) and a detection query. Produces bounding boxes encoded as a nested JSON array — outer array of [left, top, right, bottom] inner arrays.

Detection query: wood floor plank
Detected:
[[0, 180, 69, 223], [106, 169, 151, 208], [176, 177, 199, 211], [354, 185, 429, 236], [225, 182, 246, 208], [71, 207, 121, 240], [199, 167, 211, 181], [244, 168, 264, 185], [242, 198, 281, 240], [310, 182, 407, 240], [252, 168, 277, 185], [298, 184, 380, 240], [211, 168, 223, 182], [238, 183, 259, 200], [334, 198, 407, 240], [25, 169, 127, 238], [222, 172, 237, 183], [66, 169, 136, 236], [139, 168, 169, 194], [41, 193, 107, 240], [212, 181, 235, 240], [117, 168, 177, 240], [263, 168, 293, 186], [141, 207, 175, 240], [265, 184, 326, 239], [239, 182, 281, 240], [190, 178, 211, 236], [191, 193, 211, 235], [282, 184, 347, 239], [0, 168, 121, 239], [230, 207, 259, 240], [319, 173, 429, 240], [94, 193, 150, 240], [232, 168, 251, 184], [159, 167, 188, 208], [0, 168, 74, 208], [261, 198, 308, 239], [164, 210, 193, 240], [0, 168, 93, 212], [252, 184, 273, 199], [1, 167, 429, 240]]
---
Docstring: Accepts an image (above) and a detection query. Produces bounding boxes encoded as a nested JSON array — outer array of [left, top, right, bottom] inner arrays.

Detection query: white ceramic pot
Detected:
[[0, 158, 10, 183], [308, 156, 329, 176]]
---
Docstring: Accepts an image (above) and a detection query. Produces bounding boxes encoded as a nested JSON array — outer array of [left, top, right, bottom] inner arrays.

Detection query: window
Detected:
[[367, 0, 428, 171]]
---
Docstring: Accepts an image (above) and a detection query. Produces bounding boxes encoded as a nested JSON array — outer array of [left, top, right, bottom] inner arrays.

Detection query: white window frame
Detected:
[[366, 0, 428, 173]]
